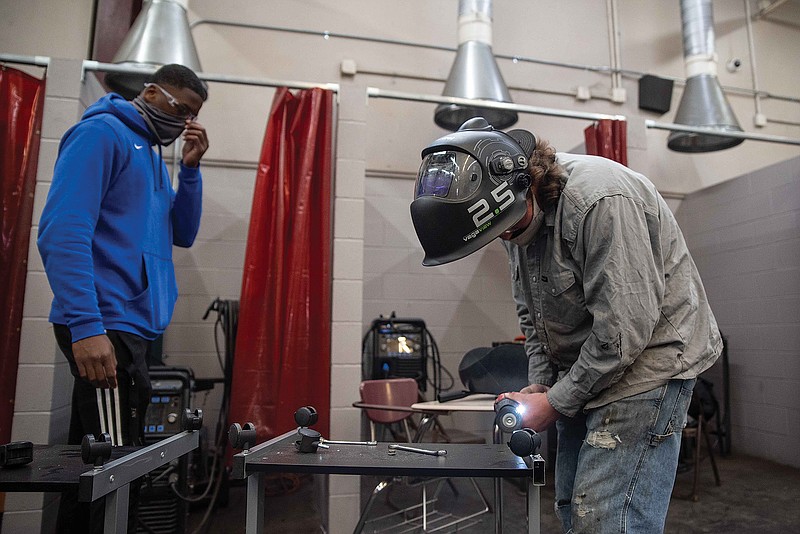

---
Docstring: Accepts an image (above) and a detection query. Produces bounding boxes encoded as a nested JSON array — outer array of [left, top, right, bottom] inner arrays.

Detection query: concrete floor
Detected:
[[188, 452, 800, 533]]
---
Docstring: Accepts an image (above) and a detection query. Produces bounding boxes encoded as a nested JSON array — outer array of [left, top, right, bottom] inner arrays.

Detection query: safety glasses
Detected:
[[144, 83, 197, 121]]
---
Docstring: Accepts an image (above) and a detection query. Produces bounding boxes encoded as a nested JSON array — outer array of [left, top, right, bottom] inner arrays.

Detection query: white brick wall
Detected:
[[11, 57, 85, 534], [676, 156, 800, 468], [326, 81, 368, 534], [362, 173, 521, 439]]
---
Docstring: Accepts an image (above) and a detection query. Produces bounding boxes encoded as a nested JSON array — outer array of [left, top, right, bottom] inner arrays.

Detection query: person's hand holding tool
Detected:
[[497, 390, 560, 432], [72, 334, 117, 388]]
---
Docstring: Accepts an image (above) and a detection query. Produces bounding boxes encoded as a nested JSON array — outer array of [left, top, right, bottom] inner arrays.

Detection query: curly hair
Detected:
[[528, 137, 565, 209], [150, 64, 208, 101]]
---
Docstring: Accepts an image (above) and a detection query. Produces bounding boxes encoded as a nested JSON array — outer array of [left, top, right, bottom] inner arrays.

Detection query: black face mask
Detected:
[[132, 96, 186, 146]]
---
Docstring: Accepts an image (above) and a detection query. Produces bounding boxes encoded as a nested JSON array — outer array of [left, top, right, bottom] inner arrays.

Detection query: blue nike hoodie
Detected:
[[37, 93, 202, 341]]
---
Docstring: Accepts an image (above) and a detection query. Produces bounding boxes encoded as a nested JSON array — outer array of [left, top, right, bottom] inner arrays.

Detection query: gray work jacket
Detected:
[[503, 153, 722, 417]]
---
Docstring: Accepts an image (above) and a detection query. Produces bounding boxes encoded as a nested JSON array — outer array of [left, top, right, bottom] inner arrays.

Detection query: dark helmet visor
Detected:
[[415, 151, 482, 201]]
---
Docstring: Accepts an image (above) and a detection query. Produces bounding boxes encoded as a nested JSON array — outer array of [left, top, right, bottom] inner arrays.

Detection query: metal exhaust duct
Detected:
[[434, 0, 518, 131], [105, 0, 202, 100], [668, 0, 743, 152]]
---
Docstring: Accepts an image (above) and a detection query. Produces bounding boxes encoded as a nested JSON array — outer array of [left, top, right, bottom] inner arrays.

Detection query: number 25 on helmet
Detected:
[[410, 117, 536, 266]]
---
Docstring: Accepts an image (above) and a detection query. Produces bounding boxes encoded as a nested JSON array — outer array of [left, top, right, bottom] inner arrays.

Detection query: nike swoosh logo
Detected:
[[134, 144, 143, 149]]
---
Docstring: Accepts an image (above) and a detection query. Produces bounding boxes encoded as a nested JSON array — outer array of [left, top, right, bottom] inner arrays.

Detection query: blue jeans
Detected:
[[554, 379, 695, 534]]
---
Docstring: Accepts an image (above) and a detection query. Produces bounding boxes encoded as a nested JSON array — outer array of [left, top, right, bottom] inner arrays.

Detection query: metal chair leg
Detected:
[[701, 414, 722, 486], [354, 479, 391, 534]]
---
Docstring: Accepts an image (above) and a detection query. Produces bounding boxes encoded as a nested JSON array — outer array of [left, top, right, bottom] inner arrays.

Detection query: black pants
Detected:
[[53, 325, 152, 534]]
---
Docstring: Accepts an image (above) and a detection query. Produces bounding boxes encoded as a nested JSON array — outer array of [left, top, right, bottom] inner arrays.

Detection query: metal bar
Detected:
[[0, 53, 50, 67], [79, 430, 199, 502], [367, 87, 626, 122], [104, 483, 130, 534], [96, 389, 108, 440], [319, 438, 377, 446], [81, 60, 338, 92], [387, 444, 447, 456], [528, 480, 540, 534], [245, 473, 265, 534], [112, 388, 123, 447], [423, 483, 428, 532], [767, 118, 800, 127], [752, 0, 789, 20], [189, 19, 800, 104], [645, 120, 800, 146], [191, 19, 454, 53], [744, 0, 763, 117], [493, 423, 503, 534]]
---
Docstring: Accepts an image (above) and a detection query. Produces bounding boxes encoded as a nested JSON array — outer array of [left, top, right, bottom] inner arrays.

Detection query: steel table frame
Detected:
[[232, 429, 542, 534], [0, 431, 199, 534], [410, 394, 510, 534]]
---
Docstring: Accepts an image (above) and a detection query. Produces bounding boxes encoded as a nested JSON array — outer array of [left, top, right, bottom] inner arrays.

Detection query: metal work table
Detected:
[[232, 429, 541, 533], [0, 444, 135, 492], [411, 393, 512, 534], [0, 430, 199, 533]]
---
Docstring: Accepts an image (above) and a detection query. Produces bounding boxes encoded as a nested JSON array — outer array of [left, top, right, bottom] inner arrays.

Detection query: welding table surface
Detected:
[[236, 433, 529, 478], [0, 444, 138, 493]]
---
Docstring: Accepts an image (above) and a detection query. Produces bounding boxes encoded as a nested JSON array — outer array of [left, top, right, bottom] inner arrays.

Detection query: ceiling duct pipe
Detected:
[[434, 0, 518, 131], [668, 0, 744, 152], [105, 0, 202, 100]]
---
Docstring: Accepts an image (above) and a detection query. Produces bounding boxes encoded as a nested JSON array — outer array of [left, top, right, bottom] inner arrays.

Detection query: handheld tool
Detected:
[[387, 444, 447, 456]]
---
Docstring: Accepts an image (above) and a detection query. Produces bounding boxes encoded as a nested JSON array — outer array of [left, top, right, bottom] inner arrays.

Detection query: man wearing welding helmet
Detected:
[[410, 117, 721, 533]]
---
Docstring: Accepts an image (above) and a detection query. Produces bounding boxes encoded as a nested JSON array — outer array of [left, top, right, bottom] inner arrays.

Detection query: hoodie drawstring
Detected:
[[146, 144, 165, 191]]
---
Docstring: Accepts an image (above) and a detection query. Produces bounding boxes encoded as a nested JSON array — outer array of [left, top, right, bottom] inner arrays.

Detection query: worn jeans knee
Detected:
[[558, 379, 695, 534]]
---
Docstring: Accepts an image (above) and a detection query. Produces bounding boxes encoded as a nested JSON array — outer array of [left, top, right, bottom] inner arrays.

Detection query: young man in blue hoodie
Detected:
[[37, 64, 209, 532]]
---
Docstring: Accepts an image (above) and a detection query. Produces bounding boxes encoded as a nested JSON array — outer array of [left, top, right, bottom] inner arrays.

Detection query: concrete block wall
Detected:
[[327, 81, 368, 534], [362, 171, 522, 437], [165, 162, 255, 436], [675, 155, 800, 468], [8, 58, 87, 534]]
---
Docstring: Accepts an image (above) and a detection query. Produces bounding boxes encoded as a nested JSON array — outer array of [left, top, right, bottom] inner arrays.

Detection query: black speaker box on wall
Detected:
[[638, 75, 674, 114]]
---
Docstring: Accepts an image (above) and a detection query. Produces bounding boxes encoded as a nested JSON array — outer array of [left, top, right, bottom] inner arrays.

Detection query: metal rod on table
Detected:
[[387, 444, 447, 456], [320, 438, 377, 446]]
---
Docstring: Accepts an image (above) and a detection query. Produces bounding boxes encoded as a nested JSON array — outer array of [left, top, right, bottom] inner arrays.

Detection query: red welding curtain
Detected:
[[0, 67, 45, 444], [229, 87, 334, 440], [584, 119, 627, 166]]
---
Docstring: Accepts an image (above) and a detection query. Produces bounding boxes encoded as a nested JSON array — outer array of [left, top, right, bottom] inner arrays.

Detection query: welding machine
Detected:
[[135, 366, 193, 534], [362, 315, 429, 392]]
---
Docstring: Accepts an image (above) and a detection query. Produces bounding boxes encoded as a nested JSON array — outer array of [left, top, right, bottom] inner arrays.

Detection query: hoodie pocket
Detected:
[[126, 252, 178, 332]]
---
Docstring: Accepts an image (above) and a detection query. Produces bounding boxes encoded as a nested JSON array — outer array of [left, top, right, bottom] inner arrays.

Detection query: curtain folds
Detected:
[[0, 67, 45, 443], [229, 87, 334, 440], [584, 118, 628, 166]]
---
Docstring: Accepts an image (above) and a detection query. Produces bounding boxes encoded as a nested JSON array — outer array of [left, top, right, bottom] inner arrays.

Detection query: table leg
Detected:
[[423, 483, 428, 531], [246, 472, 265, 534], [103, 483, 129, 534], [528, 478, 541, 534], [493, 424, 503, 534]]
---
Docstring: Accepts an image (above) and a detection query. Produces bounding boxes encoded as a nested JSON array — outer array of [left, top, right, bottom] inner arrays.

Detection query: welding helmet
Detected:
[[410, 117, 536, 266]]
